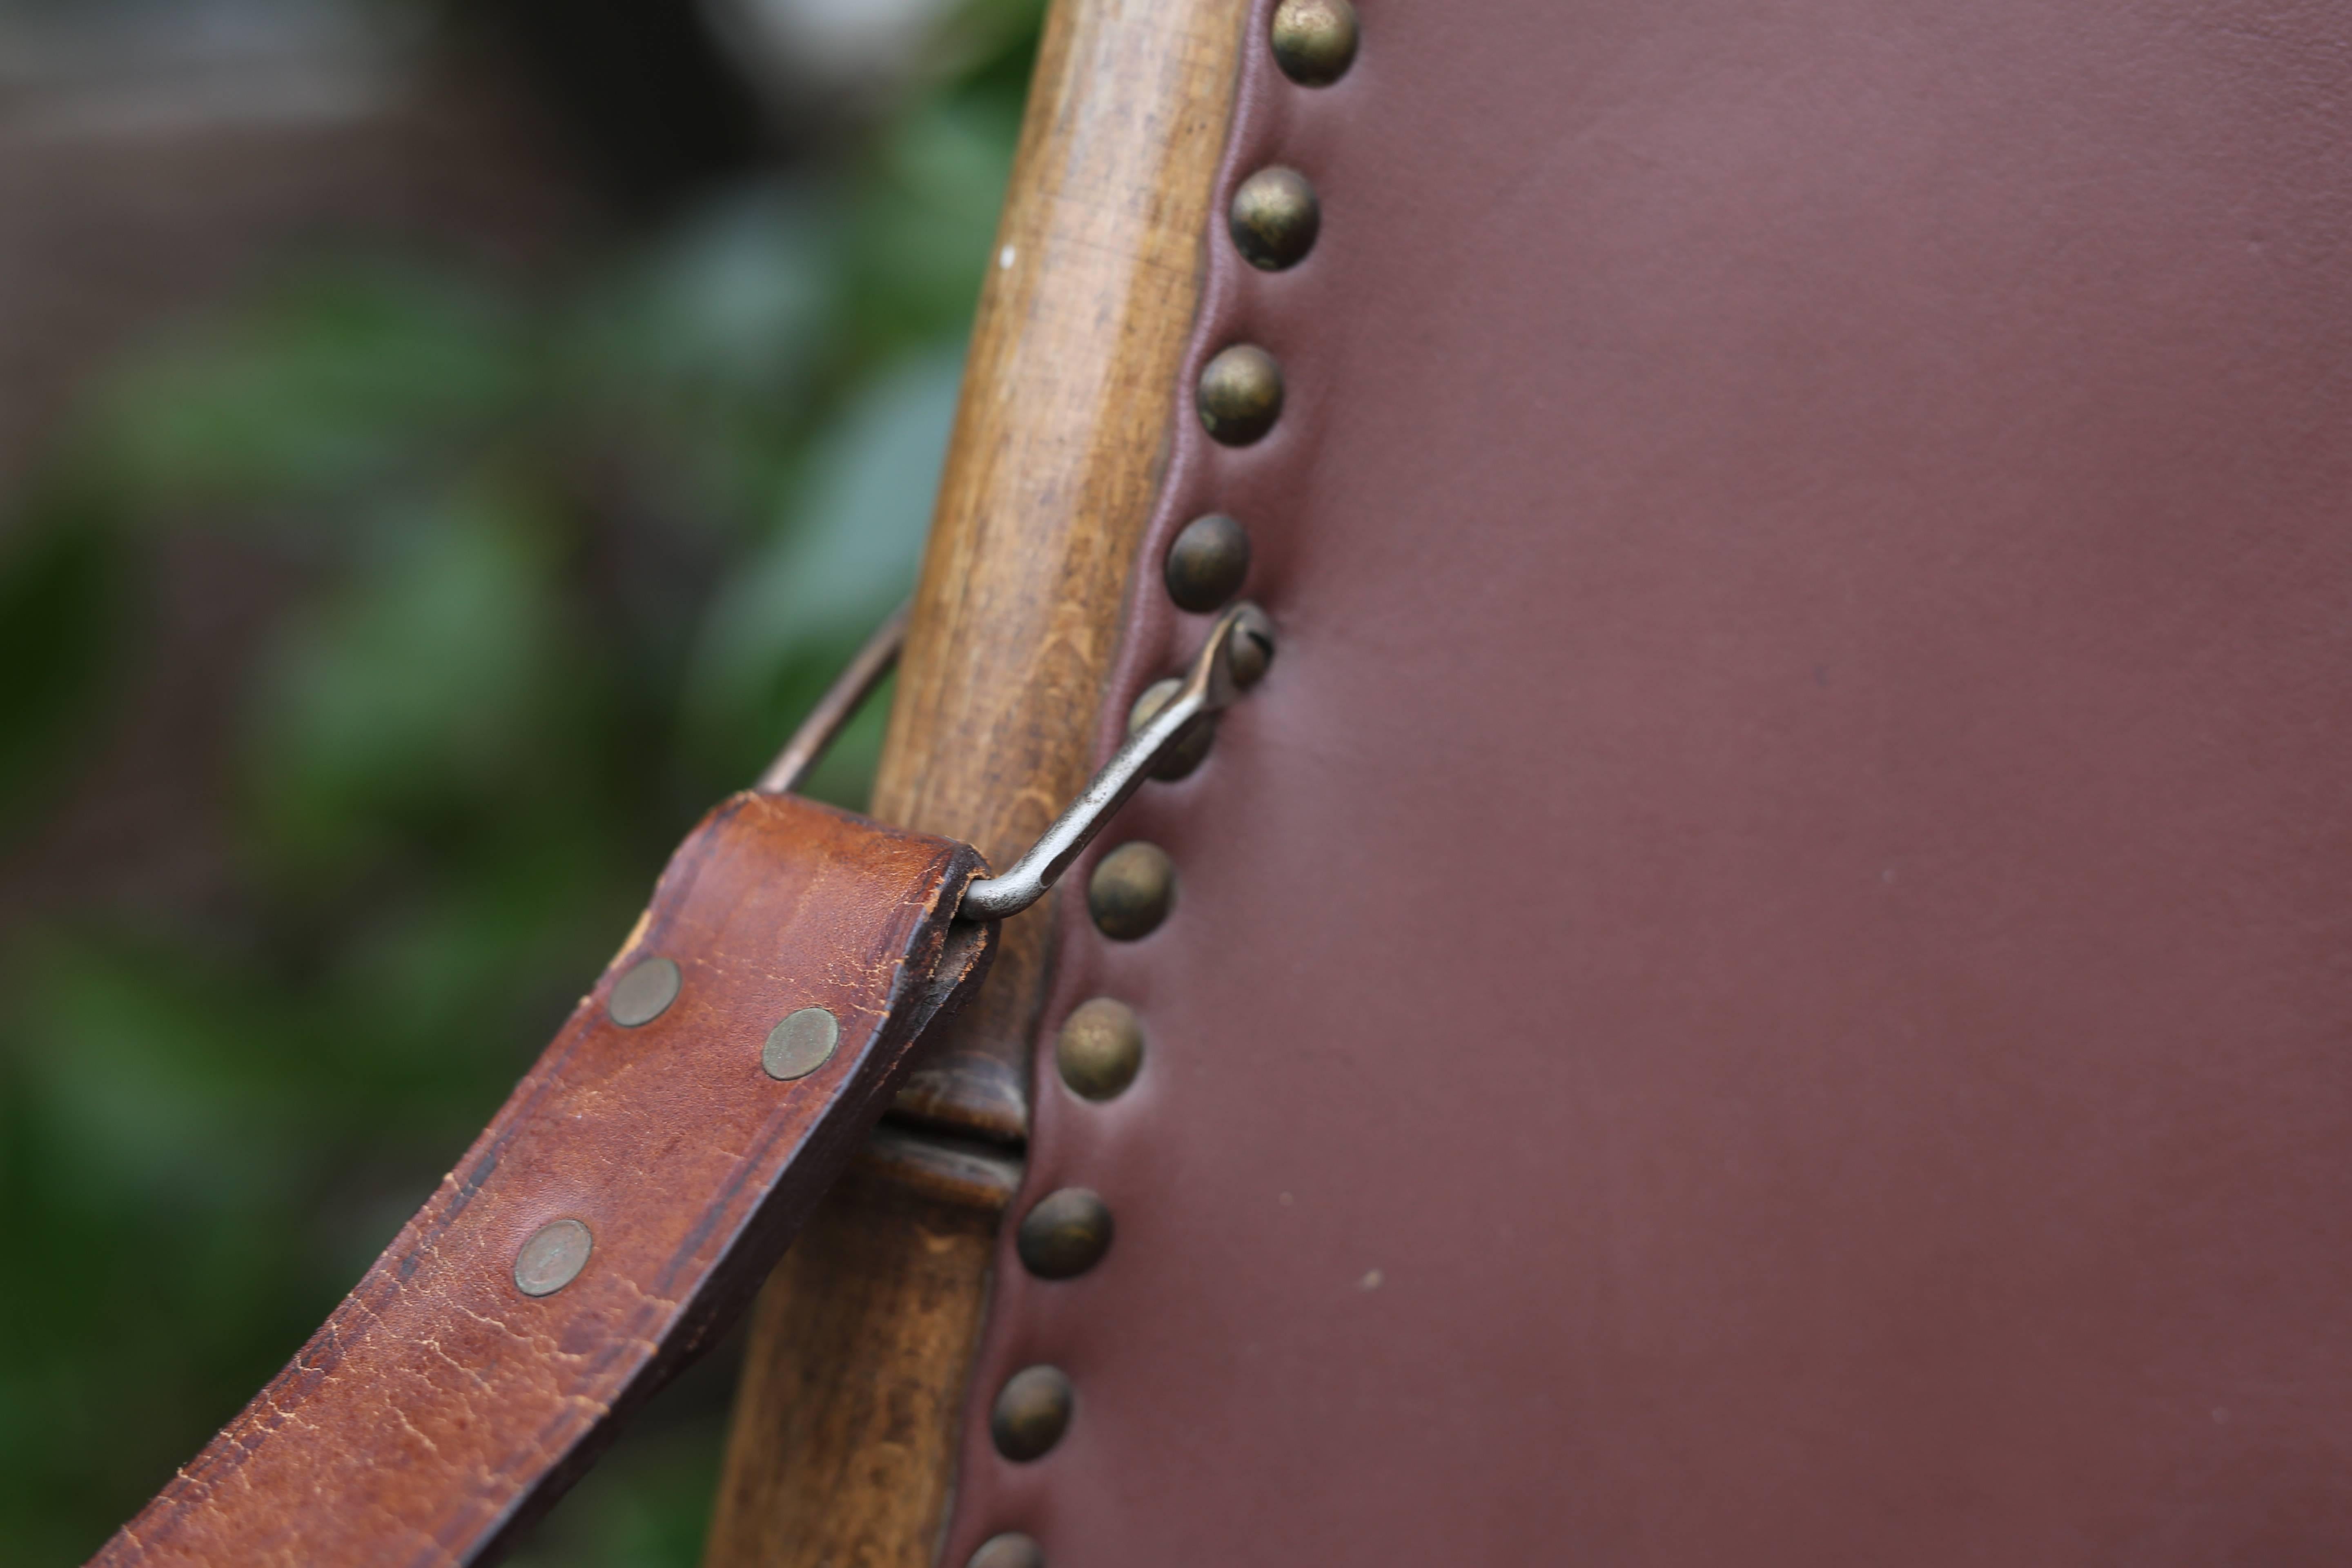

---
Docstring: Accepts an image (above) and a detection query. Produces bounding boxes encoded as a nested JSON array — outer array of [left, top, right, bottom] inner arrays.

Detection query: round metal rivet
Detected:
[[1226, 614, 1275, 689], [1129, 677, 1214, 780], [1018, 1187, 1115, 1279], [991, 1365, 1074, 1461], [1270, 0, 1359, 85], [608, 956, 680, 1027], [969, 1533, 1045, 1568], [1163, 513, 1252, 612], [1196, 345, 1283, 446], [763, 1006, 840, 1081], [514, 1218, 593, 1298], [1057, 998, 1145, 1101], [1088, 842, 1175, 941], [1230, 165, 1320, 271]]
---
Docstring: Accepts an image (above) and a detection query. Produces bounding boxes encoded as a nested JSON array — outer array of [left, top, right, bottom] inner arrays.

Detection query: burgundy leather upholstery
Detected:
[[947, 0, 2352, 1559]]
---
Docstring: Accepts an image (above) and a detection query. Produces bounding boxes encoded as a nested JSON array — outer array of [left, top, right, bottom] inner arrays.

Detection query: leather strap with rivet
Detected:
[[90, 603, 1272, 1568]]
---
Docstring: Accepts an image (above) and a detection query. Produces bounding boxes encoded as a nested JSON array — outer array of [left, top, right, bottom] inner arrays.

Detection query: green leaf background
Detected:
[[0, 6, 1039, 1561]]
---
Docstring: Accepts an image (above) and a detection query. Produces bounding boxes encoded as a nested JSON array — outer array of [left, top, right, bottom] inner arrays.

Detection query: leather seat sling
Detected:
[[933, 0, 2352, 1563]]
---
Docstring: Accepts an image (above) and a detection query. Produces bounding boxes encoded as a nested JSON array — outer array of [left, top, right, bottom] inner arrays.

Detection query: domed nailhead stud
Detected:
[[991, 1365, 1074, 1461], [969, 1534, 1045, 1568], [1130, 677, 1214, 780], [1089, 842, 1175, 940], [1225, 612, 1275, 689], [1057, 998, 1145, 1101], [1270, 0, 1359, 85], [1163, 512, 1252, 612], [1230, 166, 1321, 271], [1018, 1187, 1115, 1279], [1197, 345, 1284, 445]]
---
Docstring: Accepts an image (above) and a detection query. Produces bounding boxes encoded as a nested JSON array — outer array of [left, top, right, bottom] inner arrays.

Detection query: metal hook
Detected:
[[959, 601, 1274, 922]]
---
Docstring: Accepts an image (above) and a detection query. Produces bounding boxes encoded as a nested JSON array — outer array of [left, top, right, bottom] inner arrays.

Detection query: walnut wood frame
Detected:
[[701, 1, 1252, 1563]]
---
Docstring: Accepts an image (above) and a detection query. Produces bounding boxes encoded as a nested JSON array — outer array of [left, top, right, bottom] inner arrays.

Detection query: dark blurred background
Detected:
[[0, 0, 1039, 1559]]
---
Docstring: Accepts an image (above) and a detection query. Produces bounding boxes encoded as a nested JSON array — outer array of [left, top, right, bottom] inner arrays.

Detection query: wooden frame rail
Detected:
[[702, 1, 1251, 1562]]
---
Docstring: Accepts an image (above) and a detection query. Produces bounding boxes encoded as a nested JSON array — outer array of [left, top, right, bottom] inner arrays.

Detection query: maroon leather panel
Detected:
[[949, 0, 2352, 1561]]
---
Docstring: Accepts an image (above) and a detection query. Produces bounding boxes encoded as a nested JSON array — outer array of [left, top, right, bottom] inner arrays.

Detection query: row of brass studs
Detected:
[[973, 6, 1360, 1562], [976, 1002, 1141, 1510]]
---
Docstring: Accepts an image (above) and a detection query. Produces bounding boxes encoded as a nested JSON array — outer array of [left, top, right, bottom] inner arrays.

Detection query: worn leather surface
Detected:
[[97, 794, 989, 1568], [944, 0, 2352, 1561]]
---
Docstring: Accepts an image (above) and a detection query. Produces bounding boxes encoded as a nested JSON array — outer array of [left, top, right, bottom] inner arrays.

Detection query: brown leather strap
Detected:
[[94, 793, 991, 1568]]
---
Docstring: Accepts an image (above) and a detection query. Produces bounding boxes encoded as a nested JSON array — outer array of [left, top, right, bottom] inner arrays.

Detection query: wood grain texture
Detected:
[[705, 0, 1250, 1562], [702, 1131, 1020, 1568], [882, 0, 1254, 1147], [96, 796, 991, 1568]]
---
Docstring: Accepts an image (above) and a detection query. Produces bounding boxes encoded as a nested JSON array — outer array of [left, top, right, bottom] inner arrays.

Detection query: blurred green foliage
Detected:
[[0, 8, 1038, 1563]]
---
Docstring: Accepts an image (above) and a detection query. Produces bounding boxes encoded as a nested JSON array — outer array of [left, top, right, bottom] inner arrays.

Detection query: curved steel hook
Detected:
[[959, 601, 1273, 922]]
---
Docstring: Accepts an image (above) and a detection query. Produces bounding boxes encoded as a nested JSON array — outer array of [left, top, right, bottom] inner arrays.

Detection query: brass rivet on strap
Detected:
[[1129, 677, 1214, 780], [1270, 0, 1359, 85], [969, 1534, 1045, 1568], [1164, 512, 1252, 612], [763, 1006, 840, 1080], [1018, 1187, 1115, 1279], [608, 956, 680, 1027], [1230, 166, 1320, 271], [1058, 998, 1145, 1101], [513, 1218, 593, 1297], [1088, 842, 1175, 940], [991, 1365, 1074, 1461], [1196, 345, 1284, 445]]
